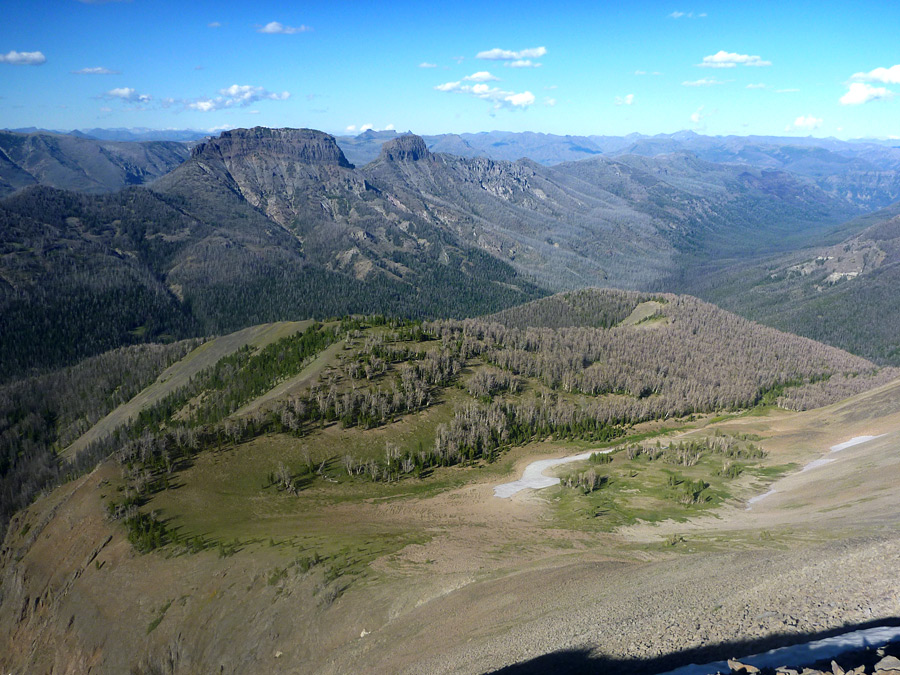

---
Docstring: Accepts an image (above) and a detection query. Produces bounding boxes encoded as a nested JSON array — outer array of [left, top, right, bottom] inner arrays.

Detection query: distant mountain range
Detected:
[[4, 127, 212, 143], [3, 125, 900, 376], [0, 130, 191, 197]]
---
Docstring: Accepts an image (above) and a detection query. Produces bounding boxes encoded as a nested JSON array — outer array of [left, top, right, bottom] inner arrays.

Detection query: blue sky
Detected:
[[1, 0, 898, 139]]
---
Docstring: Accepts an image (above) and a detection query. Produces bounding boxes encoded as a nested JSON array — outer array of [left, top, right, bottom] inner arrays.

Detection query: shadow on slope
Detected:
[[487, 617, 900, 675]]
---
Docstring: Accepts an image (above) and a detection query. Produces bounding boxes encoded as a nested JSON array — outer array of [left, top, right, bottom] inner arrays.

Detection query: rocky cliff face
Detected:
[[379, 134, 431, 163], [191, 127, 354, 169]]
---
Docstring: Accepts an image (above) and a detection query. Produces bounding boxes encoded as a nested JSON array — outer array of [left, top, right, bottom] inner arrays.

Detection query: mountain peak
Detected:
[[193, 127, 353, 168], [379, 134, 431, 162]]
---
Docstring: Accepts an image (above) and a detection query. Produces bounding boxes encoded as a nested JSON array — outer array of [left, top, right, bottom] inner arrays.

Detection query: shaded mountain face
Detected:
[[0, 131, 190, 197], [0, 126, 890, 376], [1, 129, 546, 378]]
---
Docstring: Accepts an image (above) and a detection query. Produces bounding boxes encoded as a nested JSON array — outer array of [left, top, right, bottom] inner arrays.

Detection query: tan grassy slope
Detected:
[[3, 370, 900, 674], [62, 321, 311, 460]]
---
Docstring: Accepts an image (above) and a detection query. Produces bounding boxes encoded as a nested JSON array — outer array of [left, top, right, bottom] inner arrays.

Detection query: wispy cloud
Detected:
[[615, 94, 634, 106], [0, 50, 46, 66], [850, 64, 900, 84], [682, 78, 725, 87], [697, 51, 771, 68], [464, 71, 499, 82], [434, 80, 535, 109], [669, 11, 707, 18], [746, 83, 766, 89], [635, 70, 662, 76], [543, 97, 556, 106], [840, 82, 893, 105], [208, 22, 222, 28], [73, 66, 119, 75], [257, 21, 312, 34], [476, 46, 546, 61], [434, 81, 461, 92], [187, 84, 290, 112], [791, 115, 822, 130], [690, 106, 707, 123], [418, 62, 437, 68], [508, 60, 541, 68], [105, 87, 150, 102]]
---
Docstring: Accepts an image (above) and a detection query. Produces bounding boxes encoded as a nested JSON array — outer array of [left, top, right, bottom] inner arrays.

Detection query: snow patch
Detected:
[[494, 449, 614, 498], [655, 624, 900, 675]]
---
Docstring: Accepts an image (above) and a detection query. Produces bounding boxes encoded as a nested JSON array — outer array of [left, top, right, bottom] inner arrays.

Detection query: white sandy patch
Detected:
[[494, 449, 614, 498]]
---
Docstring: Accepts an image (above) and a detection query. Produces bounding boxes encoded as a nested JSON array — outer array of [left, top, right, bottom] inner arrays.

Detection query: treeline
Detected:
[[0, 340, 197, 538]]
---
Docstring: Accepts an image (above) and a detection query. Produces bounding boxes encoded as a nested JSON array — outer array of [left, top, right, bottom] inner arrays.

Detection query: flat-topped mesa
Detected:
[[192, 127, 354, 168], [379, 134, 431, 162]]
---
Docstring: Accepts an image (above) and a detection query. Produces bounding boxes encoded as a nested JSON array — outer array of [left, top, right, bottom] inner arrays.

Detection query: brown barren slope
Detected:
[[3, 373, 900, 674]]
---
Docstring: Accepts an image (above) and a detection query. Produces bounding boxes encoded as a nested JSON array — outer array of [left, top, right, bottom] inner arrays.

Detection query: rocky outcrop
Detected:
[[379, 134, 431, 162], [191, 127, 353, 168]]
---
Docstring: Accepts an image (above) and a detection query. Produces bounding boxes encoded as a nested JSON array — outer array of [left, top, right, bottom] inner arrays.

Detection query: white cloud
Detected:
[[840, 82, 893, 105], [505, 91, 535, 107], [106, 87, 151, 102], [682, 78, 725, 87], [615, 94, 635, 106], [792, 115, 822, 130], [464, 71, 499, 82], [850, 65, 900, 84], [746, 83, 766, 89], [435, 80, 536, 109], [508, 59, 541, 68], [435, 81, 461, 92], [543, 97, 556, 106], [669, 11, 707, 18], [635, 70, 646, 75], [418, 62, 437, 68], [187, 84, 291, 112], [73, 66, 119, 75], [476, 46, 546, 61], [188, 100, 216, 112], [698, 51, 771, 68], [690, 106, 706, 123], [208, 21, 221, 28], [0, 50, 46, 66], [257, 21, 312, 34], [346, 123, 394, 133]]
